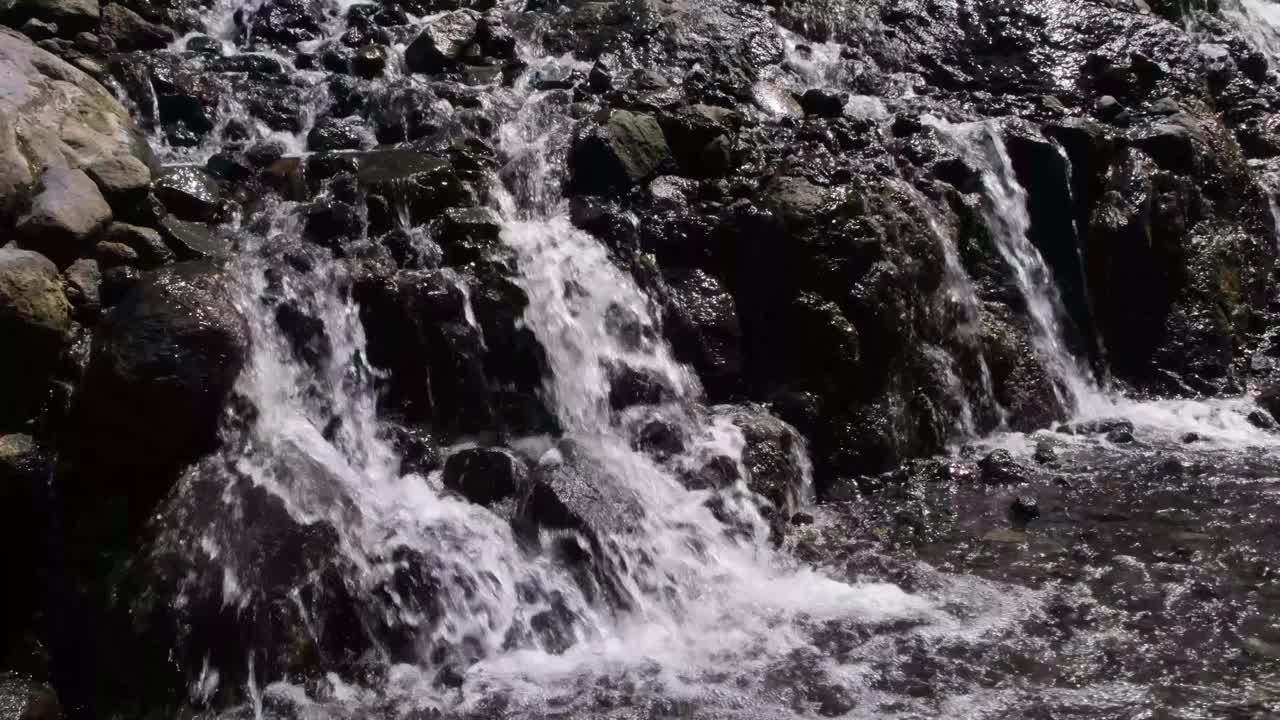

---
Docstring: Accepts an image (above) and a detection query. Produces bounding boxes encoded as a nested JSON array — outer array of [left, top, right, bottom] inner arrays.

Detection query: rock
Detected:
[[157, 216, 227, 260], [94, 239, 139, 267], [63, 257, 100, 319], [1247, 409, 1276, 431], [1032, 440, 1057, 465], [98, 2, 174, 50], [403, 9, 479, 74], [85, 154, 151, 208], [17, 167, 112, 264], [1258, 384, 1280, 424], [355, 149, 473, 228], [433, 206, 503, 264], [720, 404, 807, 510], [607, 363, 675, 411], [1009, 495, 1040, 527], [663, 268, 743, 400], [632, 414, 685, 458], [99, 264, 140, 305], [442, 447, 527, 506], [307, 116, 372, 152], [4, 0, 98, 34], [102, 222, 173, 267], [0, 248, 71, 427], [72, 262, 249, 489], [762, 175, 827, 225], [19, 18, 58, 41], [351, 43, 388, 79], [152, 167, 221, 222], [570, 110, 673, 192], [0, 26, 139, 199], [1059, 418, 1134, 436], [977, 449, 1031, 485], [799, 88, 846, 118], [1106, 428, 1136, 443]]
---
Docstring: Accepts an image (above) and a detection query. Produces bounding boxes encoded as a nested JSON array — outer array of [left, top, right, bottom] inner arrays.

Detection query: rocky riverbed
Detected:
[[2, 0, 1280, 717]]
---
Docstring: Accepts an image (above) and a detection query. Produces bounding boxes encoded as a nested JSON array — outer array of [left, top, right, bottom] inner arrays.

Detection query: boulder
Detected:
[[0, 27, 141, 200], [977, 449, 1031, 486], [570, 110, 673, 193], [157, 216, 227, 260], [72, 262, 249, 490], [98, 2, 174, 50], [4, 0, 99, 34], [306, 116, 373, 152], [85, 154, 151, 208], [102, 222, 173, 267], [403, 9, 479, 74], [720, 405, 807, 510], [16, 168, 112, 264], [442, 447, 527, 506], [0, 248, 72, 427], [63, 257, 101, 319], [152, 167, 221, 222], [663, 268, 743, 400], [799, 88, 847, 118]]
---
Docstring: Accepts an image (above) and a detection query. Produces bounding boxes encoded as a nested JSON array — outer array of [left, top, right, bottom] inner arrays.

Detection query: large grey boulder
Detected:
[[0, 248, 71, 427], [16, 167, 112, 263], [0, 27, 143, 204], [570, 110, 674, 192]]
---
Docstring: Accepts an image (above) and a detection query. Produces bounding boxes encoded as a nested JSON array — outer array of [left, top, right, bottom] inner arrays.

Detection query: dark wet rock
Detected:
[[351, 43, 388, 79], [404, 9, 479, 75], [71, 262, 249, 494], [658, 105, 735, 178], [1060, 418, 1135, 436], [663, 268, 742, 400], [1009, 495, 1040, 527], [302, 199, 363, 251], [152, 167, 221, 223], [102, 222, 173, 268], [607, 363, 675, 411], [1247, 409, 1276, 431], [800, 88, 847, 118], [17, 168, 112, 264], [98, 2, 174, 50], [978, 449, 1030, 486], [720, 405, 806, 510], [99, 264, 140, 306], [63, 257, 101, 320], [570, 110, 673, 193], [631, 414, 685, 459], [157, 216, 227, 260], [442, 447, 527, 506], [4, 0, 97, 34], [273, 300, 329, 370], [307, 116, 373, 152], [85, 155, 151, 209], [1106, 428, 1136, 443], [356, 149, 475, 229], [243, 0, 324, 44], [0, 248, 71, 428], [1258, 384, 1280, 424], [1033, 440, 1057, 465]]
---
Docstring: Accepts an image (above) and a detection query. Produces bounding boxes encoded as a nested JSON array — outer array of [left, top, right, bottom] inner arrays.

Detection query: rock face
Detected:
[[71, 262, 248, 495], [16, 167, 112, 262], [0, 27, 140, 201], [0, 248, 71, 428]]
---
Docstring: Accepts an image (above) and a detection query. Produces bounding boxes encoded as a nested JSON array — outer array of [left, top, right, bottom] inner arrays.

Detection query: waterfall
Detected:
[[929, 119, 1101, 414]]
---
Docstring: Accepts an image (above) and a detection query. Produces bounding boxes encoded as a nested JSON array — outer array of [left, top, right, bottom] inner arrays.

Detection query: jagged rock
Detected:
[[570, 110, 673, 192], [4, 0, 98, 34], [799, 88, 847, 118], [0, 249, 71, 427], [152, 167, 221, 222], [102, 222, 172, 268], [63, 257, 101, 319], [98, 2, 174, 50], [978, 449, 1031, 486], [17, 168, 112, 264], [243, 0, 324, 44], [307, 116, 373, 151], [351, 44, 388, 79], [404, 9, 479, 74], [442, 447, 527, 505], [607, 363, 675, 411], [433, 206, 503, 264], [658, 105, 735, 178], [663, 268, 742, 400], [72, 262, 249, 490], [355, 149, 474, 229], [720, 405, 806, 509], [94, 240, 139, 268]]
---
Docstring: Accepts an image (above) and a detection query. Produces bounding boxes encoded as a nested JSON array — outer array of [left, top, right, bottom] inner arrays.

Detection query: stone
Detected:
[[355, 149, 473, 228], [1106, 428, 1136, 443], [977, 449, 1031, 485], [663, 268, 743, 400], [721, 405, 807, 510], [63, 257, 100, 319], [99, 264, 140, 305], [152, 167, 221, 222], [442, 447, 527, 506], [570, 110, 673, 192], [98, 2, 174, 50], [4, 0, 98, 34], [94, 239, 139, 267], [85, 154, 151, 207], [0, 26, 139, 195], [0, 248, 71, 427], [351, 44, 388, 79], [1009, 495, 1040, 526], [158, 216, 227, 260], [1247, 409, 1276, 431], [102, 222, 173, 267], [799, 88, 847, 118], [1258, 384, 1280, 424], [19, 18, 58, 41], [17, 167, 112, 264], [307, 116, 372, 152], [606, 363, 675, 411], [72, 262, 249, 487], [403, 9, 479, 75]]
